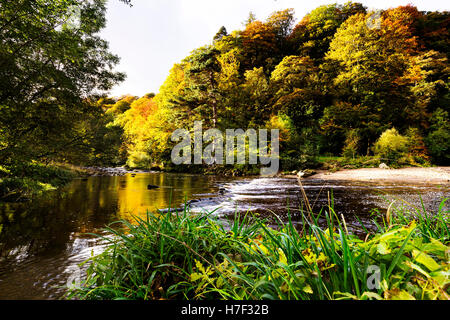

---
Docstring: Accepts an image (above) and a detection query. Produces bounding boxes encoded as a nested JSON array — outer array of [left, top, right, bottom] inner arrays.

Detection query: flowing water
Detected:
[[0, 172, 448, 299]]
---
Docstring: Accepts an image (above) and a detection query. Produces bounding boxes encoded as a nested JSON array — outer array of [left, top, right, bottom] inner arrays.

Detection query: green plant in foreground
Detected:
[[68, 199, 449, 300]]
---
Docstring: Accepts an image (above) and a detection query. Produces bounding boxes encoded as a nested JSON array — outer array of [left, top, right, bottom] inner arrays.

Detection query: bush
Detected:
[[373, 128, 409, 164], [126, 151, 153, 169], [0, 177, 56, 201]]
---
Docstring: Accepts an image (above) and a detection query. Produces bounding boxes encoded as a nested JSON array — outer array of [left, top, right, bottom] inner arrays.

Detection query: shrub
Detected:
[[373, 128, 409, 164], [126, 151, 153, 169], [0, 163, 75, 201]]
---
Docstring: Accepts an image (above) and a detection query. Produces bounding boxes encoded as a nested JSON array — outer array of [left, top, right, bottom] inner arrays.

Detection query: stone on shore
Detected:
[[379, 163, 390, 169], [297, 169, 316, 178]]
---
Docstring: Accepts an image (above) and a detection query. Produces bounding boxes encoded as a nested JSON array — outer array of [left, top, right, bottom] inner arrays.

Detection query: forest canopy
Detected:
[[105, 3, 449, 171]]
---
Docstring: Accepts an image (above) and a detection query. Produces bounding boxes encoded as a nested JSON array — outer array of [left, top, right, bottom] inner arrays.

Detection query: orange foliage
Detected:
[[241, 21, 278, 67], [382, 5, 421, 54]]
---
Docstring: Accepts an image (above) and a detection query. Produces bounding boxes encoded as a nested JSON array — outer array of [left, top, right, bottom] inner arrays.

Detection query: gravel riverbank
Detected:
[[303, 167, 450, 184]]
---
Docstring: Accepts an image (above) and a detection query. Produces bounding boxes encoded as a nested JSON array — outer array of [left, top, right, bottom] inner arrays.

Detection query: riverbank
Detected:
[[287, 167, 450, 184], [0, 163, 79, 202]]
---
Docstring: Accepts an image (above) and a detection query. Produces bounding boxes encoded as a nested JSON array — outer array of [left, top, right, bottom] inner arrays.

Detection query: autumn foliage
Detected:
[[99, 3, 449, 169]]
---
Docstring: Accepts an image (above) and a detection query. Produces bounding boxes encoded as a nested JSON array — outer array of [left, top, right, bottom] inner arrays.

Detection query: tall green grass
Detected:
[[68, 198, 449, 300]]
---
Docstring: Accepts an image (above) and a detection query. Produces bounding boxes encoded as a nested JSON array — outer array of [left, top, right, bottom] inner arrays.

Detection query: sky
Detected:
[[100, 0, 449, 97]]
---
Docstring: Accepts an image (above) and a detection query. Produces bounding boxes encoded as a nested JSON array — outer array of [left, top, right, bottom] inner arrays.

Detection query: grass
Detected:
[[68, 195, 449, 300]]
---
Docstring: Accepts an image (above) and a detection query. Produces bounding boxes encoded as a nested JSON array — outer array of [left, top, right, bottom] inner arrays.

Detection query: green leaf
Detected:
[[412, 250, 441, 272], [385, 289, 416, 300], [429, 270, 450, 287], [360, 291, 383, 300], [405, 260, 431, 278], [190, 273, 203, 282], [303, 284, 313, 294], [422, 239, 448, 257], [377, 242, 391, 255]]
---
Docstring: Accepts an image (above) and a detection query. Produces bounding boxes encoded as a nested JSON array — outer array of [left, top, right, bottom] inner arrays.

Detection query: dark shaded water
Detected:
[[0, 172, 448, 299]]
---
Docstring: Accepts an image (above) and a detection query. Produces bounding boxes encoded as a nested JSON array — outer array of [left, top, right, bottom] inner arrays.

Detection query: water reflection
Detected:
[[0, 173, 228, 260], [115, 173, 223, 221]]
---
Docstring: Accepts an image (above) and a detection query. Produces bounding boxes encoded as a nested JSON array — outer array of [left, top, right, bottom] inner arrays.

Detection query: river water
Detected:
[[0, 172, 448, 299]]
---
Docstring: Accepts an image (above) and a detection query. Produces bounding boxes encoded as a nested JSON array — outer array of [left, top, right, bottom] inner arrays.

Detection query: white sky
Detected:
[[100, 0, 449, 97]]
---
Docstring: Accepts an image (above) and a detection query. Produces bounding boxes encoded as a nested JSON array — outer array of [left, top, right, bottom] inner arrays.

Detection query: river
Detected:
[[0, 172, 448, 299]]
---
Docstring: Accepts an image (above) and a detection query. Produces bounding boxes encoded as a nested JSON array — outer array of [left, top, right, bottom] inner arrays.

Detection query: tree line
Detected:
[[106, 3, 449, 171], [1, 2, 449, 181]]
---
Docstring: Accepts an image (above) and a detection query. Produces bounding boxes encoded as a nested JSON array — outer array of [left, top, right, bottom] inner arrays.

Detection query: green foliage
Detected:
[[425, 108, 450, 165], [4, 1, 447, 176], [240, 21, 278, 70], [0, 0, 124, 168], [0, 162, 76, 201], [289, 3, 366, 61], [126, 151, 153, 170], [342, 129, 361, 159], [414, 11, 450, 59], [405, 128, 430, 166], [69, 198, 449, 300], [318, 156, 381, 171], [373, 128, 410, 164], [271, 55, 322, 130]]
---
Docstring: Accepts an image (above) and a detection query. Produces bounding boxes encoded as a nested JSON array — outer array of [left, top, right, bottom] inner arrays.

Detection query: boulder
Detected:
[[379, 163, 389, 169], [297, 169, 316, 178]]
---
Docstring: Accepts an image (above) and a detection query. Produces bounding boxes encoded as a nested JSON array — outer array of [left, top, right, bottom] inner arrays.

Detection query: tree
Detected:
[[243, 12, 257, 27], [414, 11, 450, 59], [266, 9, 296, 54], [216, 48, 247, 127], [406, 127, 430, 164], [119, 0, 133, 7], [116, 95, 158, 167], [241, 67, 272, 126], [373, 128, 410, 164], [105, 95, 138, 115], [177, 46, 222, 128], [342, 129, 361, 159], [426, 108, 450, 165], [241, 21, 278, 70], [270, 56, 322, 130], [0, 0, 124, 166], [322, 6, 439, 151], [213, 26, 228, 43], [100, 3, 449, 169], [289, 3, 366, 61]]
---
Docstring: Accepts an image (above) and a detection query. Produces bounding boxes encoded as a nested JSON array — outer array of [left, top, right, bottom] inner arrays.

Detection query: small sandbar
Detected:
[[306, 167, 450, 184]]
